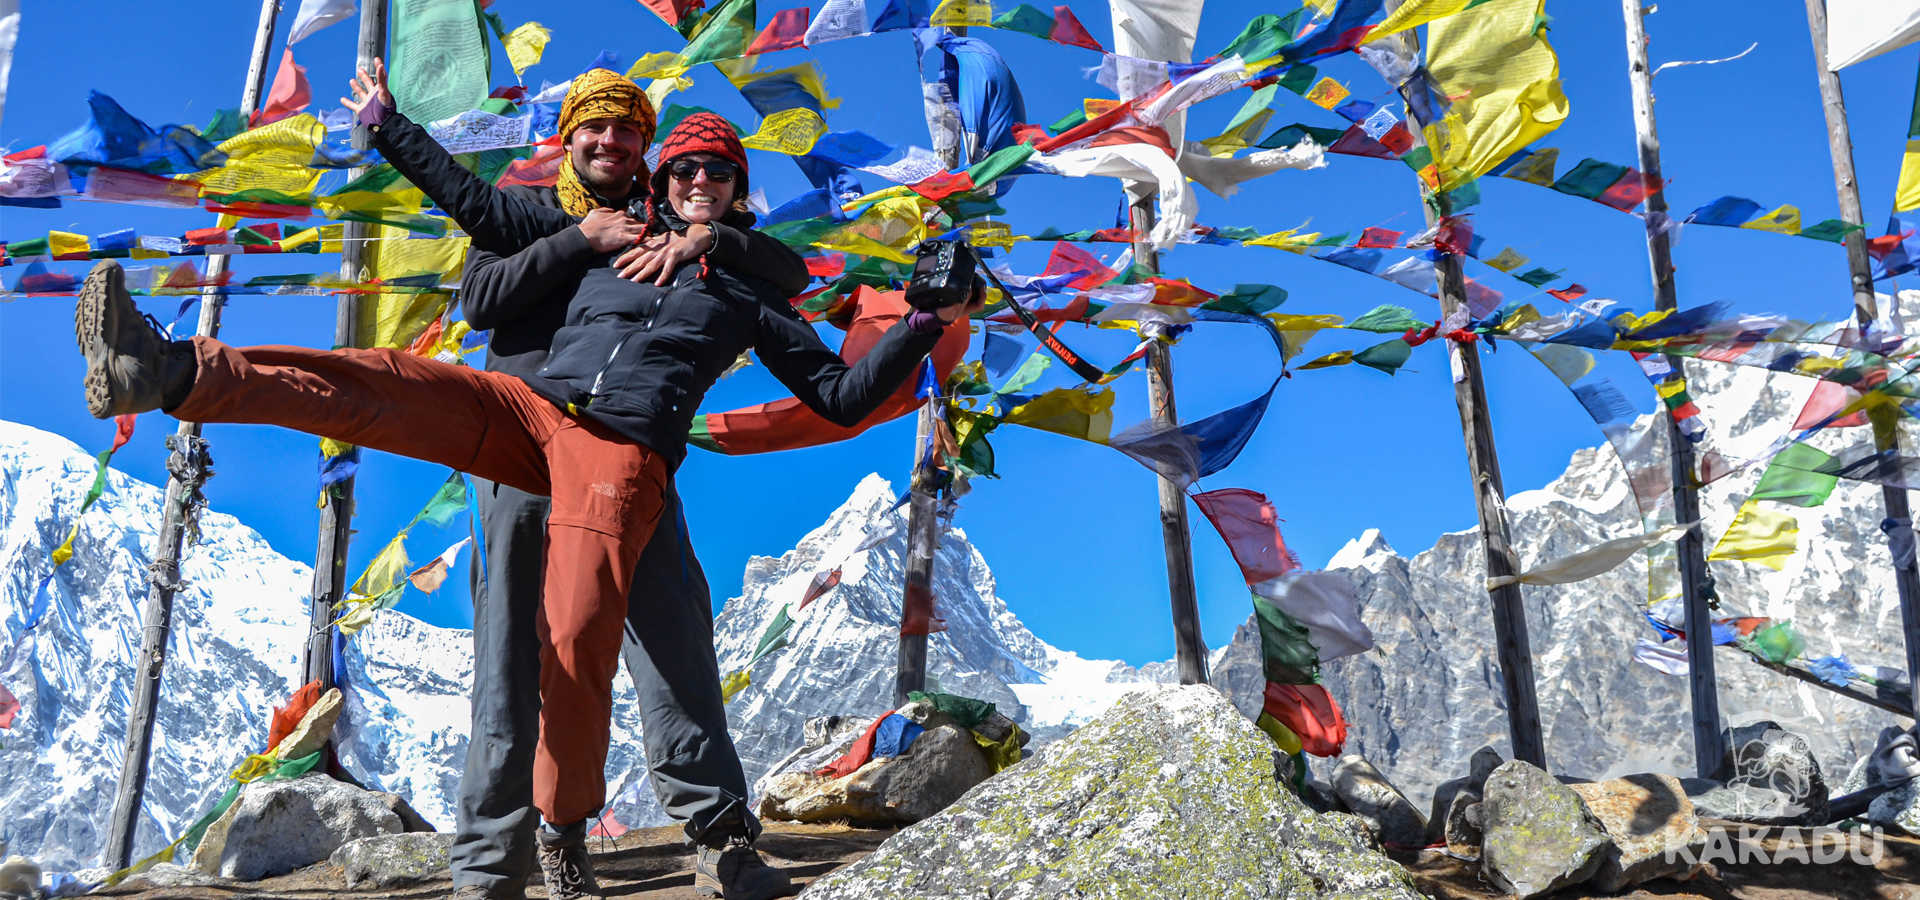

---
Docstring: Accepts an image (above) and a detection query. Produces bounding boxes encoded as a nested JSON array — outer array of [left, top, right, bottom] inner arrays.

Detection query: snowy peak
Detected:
[[1328, 528, 1395, 570]]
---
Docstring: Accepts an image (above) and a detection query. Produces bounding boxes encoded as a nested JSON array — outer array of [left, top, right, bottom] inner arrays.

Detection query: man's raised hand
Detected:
[[340, 57, 394, 119]]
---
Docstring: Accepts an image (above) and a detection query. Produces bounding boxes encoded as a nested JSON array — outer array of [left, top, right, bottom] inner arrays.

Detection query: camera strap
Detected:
[[974, 264, 1112, 385]]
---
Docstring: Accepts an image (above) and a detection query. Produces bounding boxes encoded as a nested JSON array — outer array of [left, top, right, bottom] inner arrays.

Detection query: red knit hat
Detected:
[[651, 112, 749, 205]]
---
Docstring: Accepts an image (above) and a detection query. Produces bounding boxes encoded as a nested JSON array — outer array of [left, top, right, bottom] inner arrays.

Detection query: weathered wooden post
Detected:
[[1803, 0, 1920, 717], [1619, 0, 1726, 777], [1383, 2, 1546, 767], [103, 0, 284, 870]]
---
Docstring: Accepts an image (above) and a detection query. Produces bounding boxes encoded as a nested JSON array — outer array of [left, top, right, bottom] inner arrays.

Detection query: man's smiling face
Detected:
[[566, 117, 649, 198]]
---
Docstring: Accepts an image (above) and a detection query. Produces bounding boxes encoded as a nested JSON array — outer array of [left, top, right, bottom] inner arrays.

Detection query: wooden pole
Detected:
[[896, 28, 965, 706], [103, 0, 283, 870], [1804, 0, 1920, 718], [1620, 0, 1725, 778], [1384, 4, 1545, 767], [1128, 199, 1209, 685], [304, 0, 386, 692]]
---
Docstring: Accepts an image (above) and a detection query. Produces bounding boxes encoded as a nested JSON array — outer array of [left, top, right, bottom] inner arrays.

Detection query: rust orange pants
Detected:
[[174, 337, 666, 826]]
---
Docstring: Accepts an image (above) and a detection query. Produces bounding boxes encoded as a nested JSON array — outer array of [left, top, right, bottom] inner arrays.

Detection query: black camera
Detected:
[[906, 238, 981, 312]]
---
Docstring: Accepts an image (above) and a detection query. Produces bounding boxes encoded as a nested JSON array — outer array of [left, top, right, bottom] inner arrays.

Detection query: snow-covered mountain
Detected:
[[1206, 356, 1913, 807], [0, 423, 1152, 871]]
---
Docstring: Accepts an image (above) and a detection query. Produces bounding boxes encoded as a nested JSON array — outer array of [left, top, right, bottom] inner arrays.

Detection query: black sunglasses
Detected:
[[667, 158, 737, 182]]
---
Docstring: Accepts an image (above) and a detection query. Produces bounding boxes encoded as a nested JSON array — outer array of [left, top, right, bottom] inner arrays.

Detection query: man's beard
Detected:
[[576, 161, 637, 202]]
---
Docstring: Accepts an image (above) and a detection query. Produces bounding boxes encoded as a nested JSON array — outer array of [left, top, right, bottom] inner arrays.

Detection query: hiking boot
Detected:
[[73, 260, 194, 418], [448, 886, 517, 900], [693, 835, 792, 900], [535, 824, 604, 900]]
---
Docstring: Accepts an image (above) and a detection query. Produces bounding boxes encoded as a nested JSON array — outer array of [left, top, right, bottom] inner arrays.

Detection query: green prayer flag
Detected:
[[1206, 284, 1289, 315], [1798, 219, 1863, 243], [1752, 443, 1839, 508], [679, 0, 757, 67], [1218, 11, 1302, 63], [202, 108, 245, 144], [990, 4, 1055, 39], [1276, 64, 1319, 96], [1400, 144, 1433, 171], [414, 471, 469, 527], [1550, 159, 1630, 200], [658, 104, 726, 139], [907, 690, 998, 727], [749, 605, 795, 663], [1260, 123, 1346, 149], [389, 0, 493, 125], [1347, 304, 1427, 333], [964, 142, 1036, 189], [1514, 266, 1562, 287], [1048, 109, 1087, 134], [8, 237, 49, 258], [1251, 593, 1319, 684], [1225, 85, 1280, 136], [1354, 339, 1414, 374]]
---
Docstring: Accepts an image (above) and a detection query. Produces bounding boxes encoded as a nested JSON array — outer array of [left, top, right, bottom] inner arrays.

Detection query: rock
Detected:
[[120, 862, 227, 889], [376, 790, 437, 833], [272, 688, 342, 761], [1480, 761, 1608, 899], [1715, 721, 1829, 824], [754, 716, 876, 798], [1425, 745, 1502, 844], [847, 725, 992, 824], [763, 724, 993, 826], [1868, 785, 1920, 836], [1682, 778, 1807, 825], [1318, 811, 1383, 852], [1836, 726, 1920, 832], [798, 685, 1423, 900], [190, 773, 404, 880], [0, 856, 40, 897], [1443, 790, 1482, 860], [330, 832, 454, 890], [1332, 755, 1428, 847], [1569, 773, 1707, 891]]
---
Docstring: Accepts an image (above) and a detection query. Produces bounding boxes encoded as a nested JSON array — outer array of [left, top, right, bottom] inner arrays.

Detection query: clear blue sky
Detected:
[[1, 1, 1913, 667]]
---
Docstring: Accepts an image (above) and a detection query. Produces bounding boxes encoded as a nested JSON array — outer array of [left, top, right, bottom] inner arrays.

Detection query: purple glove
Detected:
[[358, 92, 393, 128], [906, 309, 946, 335]]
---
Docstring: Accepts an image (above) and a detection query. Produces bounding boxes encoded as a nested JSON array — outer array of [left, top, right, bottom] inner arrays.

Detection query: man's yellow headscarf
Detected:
[[555, 68, 658, 217]]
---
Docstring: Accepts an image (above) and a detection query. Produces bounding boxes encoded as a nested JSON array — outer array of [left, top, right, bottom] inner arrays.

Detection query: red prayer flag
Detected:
[[497, 138, 567, 189], [900, 580, 947, 636], [1545, 283, 1587, 302], [1192, 489, 1301, 584], [746, 7, 810, 54], [253, 48, 312, 127], [1086, 124, 1176, 159], [800, 567, 843, 609], [1436, 215, 1473, 255], [111, 414, 137, 453], [817, 713, 889, 778], [1043, 241, 1118, 290], [1793, 379, 1868, 429], [0, 680, 16, 730], [804, 254, 845, 278], [1148, 277, 1217, 307], [1376, 122, 1415, 155], [1596, 169, 1658, 211], [1048, 6, 1105, 51], [1356, 226, 1402, 248], [637, 0, 707, 28], [266, 680, 324, 753], [589, 816, 630, 838], [1262, 682, 1347, 757], [909, 169, 977, 201], [1328, 125, 1399, 161]]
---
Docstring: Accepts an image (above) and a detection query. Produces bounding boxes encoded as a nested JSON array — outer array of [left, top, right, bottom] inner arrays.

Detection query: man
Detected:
[[415, 69, 804, 900]]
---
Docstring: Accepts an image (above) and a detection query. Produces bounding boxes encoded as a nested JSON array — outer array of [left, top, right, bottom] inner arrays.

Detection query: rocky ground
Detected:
[[80, 821, 1920, 899]]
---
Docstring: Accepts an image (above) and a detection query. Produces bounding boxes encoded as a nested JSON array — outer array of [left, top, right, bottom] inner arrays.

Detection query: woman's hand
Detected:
[[612, 224, 714, 286], [340, 57, 394, 121]]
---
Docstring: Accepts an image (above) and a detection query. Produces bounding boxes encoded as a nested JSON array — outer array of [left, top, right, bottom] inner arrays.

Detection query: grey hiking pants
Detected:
[[449, 478, 760, 894]]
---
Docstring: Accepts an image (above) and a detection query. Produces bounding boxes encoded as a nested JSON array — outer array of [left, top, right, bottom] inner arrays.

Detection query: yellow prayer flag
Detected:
[[1303, 77, 1351, 110], [1255, 711, 1304, 754], [1299, 350, 1355, 369], [360, 224, 470, 350], [721, 670, 751, 703], [741, 107, 826, 156], [50, 523, 79, 566], [1425, 0, 1570, 190], [1741, 204, 1802, 235], [1247, 228, 1322, 253], [48, 231, 89, 257], [1528, 343, 1594, 384], [319, 223, 346, 254], [627, 51, 689, 82], [1303, 0, 1338, 16], [1897, 138, 1920, 213], [1363, 0, 1478, 43], [1500, 147, 1559, 186], [193, 114, 327, 199], [1484, 247, 1529, 271], [814, 196, 930, 263], [503, 22, 552, 78], [348, 534, 412, 603], [1708, 500, 1798, 570], [930, 0, 992, 27], [966, 221, 1016, 249], [335, 605, 378, 637], [1004, 387, 1115, 444]]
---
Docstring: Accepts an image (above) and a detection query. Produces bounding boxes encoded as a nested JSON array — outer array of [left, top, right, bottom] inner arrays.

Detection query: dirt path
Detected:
[[89, 820, 1920, 899]]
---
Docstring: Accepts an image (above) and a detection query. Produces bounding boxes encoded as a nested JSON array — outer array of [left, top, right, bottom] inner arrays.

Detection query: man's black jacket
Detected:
[[370, 111, 942, 469]]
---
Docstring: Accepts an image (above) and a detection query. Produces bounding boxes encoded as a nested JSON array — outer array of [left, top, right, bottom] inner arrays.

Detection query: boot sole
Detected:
[[75, 261, 126, 420]]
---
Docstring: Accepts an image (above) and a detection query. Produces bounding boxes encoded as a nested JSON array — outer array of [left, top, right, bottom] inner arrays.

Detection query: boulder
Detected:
[[1480, 761, 1608, 899], [1331, 755, 1428, 848], [1569, 773, 1707, 891], [190, 772, 403, 880], [1714, 721, 1828, 824], [1837, 725, 1920, 832], [1425, 745, 1502, 844], [763, 723, 992, 826], [1442, 790, 1482, 860], [1682, 778, 1806, 825], [0, 856, 39, 898], [799, 685, 1423, 900], [272, 688, 342, 761], [119, 862, 227, 889], [330, 832, 455, 891], [754, 715, 876, 797]]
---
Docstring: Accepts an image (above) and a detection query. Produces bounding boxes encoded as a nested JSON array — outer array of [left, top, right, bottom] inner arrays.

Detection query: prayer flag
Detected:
[[1742, 204, 1802, 235], [407, 537, 470, 593], [289, 0, 357, 45], [804, 0, 869, 46], [1192, 488, 1301, 583], [746, 7, 809, 53], [1686, 195, 1764, 226], [389, 0, 492, 125], [1899, 58, 1920, 212], [1423, 0, 1569, 189], [1709, 501, 1799, 570], [1363, 0, 1487, 43], [503, 22, 552, 78], [1826, 0, 1920, 70], [680, 0, 757, 66], [1047, 6, 1103, 51], [1751, 443, 1840, 508], [1550, 158, 1628, 200]]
